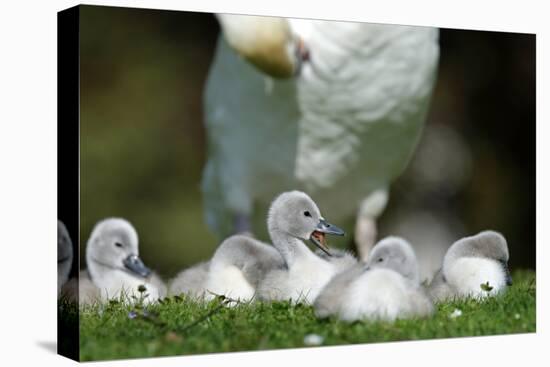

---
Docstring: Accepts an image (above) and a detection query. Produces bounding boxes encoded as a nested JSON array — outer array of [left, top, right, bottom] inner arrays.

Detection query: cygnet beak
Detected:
[[310, 218, 345, 256], [503, 262, 513, 286], [123, 254, 152, 278]]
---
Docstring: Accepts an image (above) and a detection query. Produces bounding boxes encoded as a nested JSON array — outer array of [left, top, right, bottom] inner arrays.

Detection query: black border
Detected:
[[57, 5, 80, 362]]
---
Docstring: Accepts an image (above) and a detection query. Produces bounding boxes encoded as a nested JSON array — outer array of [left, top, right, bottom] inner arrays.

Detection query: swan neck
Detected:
[[270, 229, 313, 268]]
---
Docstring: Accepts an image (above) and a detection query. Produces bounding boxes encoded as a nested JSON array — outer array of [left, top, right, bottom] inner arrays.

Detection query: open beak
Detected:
[[309, 218, 345, 257], [123, 254, 152, 278]]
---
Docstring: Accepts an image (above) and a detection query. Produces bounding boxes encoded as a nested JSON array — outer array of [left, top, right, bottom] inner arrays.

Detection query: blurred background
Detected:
[[78, 5, 535, 280]]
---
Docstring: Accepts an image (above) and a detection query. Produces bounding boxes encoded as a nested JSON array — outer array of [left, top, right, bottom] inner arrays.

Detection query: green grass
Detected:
[[76, 270, 535, 361]]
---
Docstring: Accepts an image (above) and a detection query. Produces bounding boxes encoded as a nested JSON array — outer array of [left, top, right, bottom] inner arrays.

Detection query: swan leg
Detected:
[[355, 189, 389, 261], [355, 217, 378, 262]]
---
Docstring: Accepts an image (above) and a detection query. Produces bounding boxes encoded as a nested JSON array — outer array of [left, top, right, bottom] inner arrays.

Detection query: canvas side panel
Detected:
[[57, 5, 80, 362]]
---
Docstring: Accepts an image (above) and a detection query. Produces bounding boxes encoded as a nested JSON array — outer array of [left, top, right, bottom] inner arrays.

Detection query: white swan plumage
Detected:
[[203, 15, 439, 259]]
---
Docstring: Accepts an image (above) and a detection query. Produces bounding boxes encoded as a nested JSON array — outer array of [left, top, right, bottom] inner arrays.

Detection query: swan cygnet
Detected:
[[314, 236, 433, 322], [201, 191, 345, 303], [82, 218, 167, 304], [169, 261, 211, 298], [58, 220, 74, 297], [203, 234, 285, 302], [428, 230, 512, 302], [256, 191, 345, 304]]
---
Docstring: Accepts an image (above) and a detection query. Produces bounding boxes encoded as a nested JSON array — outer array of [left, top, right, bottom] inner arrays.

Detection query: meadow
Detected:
[[72, 270, 535, 361]]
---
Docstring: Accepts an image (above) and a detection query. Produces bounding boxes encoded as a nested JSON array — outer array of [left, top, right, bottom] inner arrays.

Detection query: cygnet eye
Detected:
[[114, 242, 123, 248], [303, 211, 311, 217], [377, 258, 384, 263]]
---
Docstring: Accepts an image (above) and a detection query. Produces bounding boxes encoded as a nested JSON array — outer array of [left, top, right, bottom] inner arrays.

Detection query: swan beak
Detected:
[[316, 218, 345, 236], [503, 263, 513, 286], [123, 254, 152, 278], [310, 219, 345, 256]]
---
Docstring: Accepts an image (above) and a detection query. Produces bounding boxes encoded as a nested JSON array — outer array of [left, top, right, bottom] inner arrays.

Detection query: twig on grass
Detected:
[[174, 293, 234, 334], [128, 292, 242, 336]]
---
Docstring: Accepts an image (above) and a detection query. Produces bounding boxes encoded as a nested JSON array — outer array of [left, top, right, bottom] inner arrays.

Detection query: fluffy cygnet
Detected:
[[204, 234, 284, 302], [81, 218, 166, 304], [428, 230, 512, 302], [314, 236, 433, 322], [193, 191, 345, 304], [255, 191, 346, 303], [169, 261, 211, 298]]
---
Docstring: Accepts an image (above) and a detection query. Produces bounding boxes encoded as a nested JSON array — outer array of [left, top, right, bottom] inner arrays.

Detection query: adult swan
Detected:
[[202, 14, 439, 259]]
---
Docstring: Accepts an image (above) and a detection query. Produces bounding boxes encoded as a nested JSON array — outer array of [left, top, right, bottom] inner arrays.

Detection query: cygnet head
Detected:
[[86, 218, 152, 278], [58, 220, 73, 265], [217, 14, 309, 78], [267, 191, 345, 256], [366, 236, 420, 284], [444, 230, 512, 285]]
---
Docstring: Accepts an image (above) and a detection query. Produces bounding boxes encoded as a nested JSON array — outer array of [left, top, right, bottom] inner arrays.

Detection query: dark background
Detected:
[[77, 5, 535, 279]]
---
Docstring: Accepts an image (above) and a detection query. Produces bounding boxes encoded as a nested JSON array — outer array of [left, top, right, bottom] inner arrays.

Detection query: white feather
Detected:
[[314, 237, 433, 321], [90, 268, 165, 303], [203, 19, 439, 237], [204, 264, 256, 301], [258, 254, 336, 304], [445, 257, 507, 298], [339, 269, 410, 322]]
